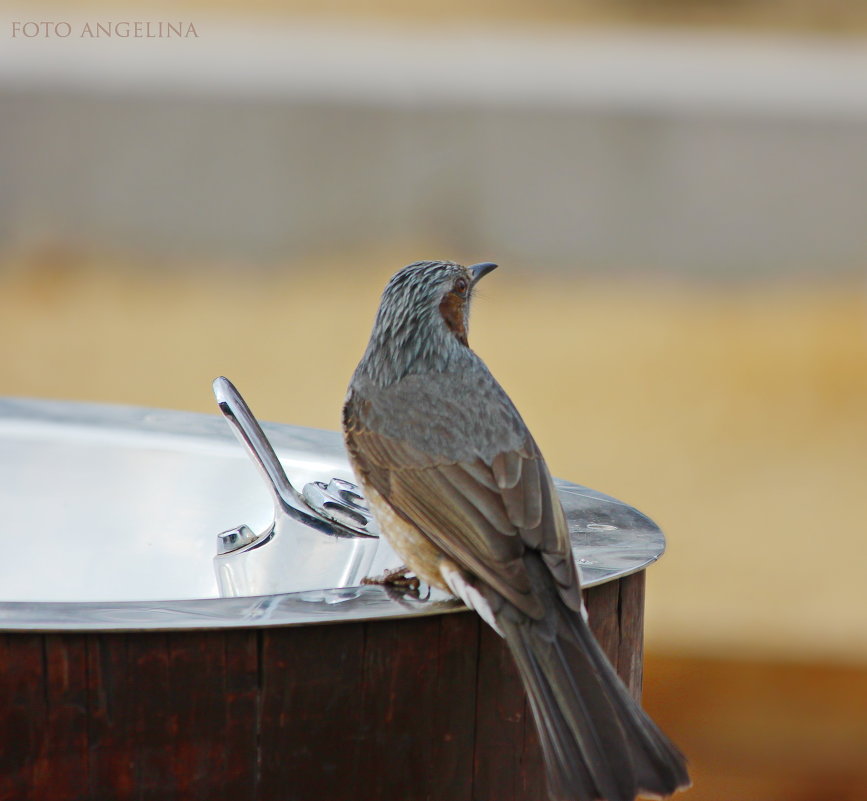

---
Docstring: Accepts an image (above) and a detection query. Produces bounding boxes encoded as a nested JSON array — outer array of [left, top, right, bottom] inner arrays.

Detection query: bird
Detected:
[[342, 260, 690, 801]]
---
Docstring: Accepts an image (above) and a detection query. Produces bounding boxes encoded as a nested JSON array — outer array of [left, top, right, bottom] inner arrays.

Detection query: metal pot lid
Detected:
[[0, 394, 666, 631]]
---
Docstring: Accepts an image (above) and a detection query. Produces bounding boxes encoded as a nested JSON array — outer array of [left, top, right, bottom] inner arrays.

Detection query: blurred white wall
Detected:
[[2, 23, 867, 275]]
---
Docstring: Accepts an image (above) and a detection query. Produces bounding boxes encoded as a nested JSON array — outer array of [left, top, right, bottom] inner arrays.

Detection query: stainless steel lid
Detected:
[[0, 395, 666, 631]]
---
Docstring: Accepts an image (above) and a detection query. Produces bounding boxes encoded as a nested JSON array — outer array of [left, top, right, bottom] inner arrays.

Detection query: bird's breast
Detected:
[[362, 482, 451, 593]]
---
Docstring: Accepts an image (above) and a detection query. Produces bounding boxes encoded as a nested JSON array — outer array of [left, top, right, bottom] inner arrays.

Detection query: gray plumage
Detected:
[[343, 260, 690, 801]]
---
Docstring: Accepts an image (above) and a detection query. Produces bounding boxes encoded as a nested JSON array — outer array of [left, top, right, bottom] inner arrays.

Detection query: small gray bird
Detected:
[[343, 260, 690, 801]]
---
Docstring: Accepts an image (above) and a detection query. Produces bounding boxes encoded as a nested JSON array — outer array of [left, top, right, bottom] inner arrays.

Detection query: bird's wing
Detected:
[[344, 396, 583, 620]]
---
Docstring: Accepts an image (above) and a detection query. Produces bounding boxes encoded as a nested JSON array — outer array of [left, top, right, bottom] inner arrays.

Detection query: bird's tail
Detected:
[[497, 571, 690, 801]]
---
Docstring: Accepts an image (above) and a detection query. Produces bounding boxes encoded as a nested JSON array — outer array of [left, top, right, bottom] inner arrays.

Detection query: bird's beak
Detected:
[[468, 262, 498, 286]]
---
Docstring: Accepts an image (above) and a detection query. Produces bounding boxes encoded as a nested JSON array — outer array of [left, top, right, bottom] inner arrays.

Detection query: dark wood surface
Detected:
[[0, 572, 645, 801]]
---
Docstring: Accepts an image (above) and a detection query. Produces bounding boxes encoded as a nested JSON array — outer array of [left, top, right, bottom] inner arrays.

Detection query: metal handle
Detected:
[[212, 376, 377, 540], [213, 376, 305, 511]]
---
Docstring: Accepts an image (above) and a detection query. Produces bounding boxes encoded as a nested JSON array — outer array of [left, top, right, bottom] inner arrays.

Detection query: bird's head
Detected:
[[356, 260, 497, 386], [377, 260, 497, 347]]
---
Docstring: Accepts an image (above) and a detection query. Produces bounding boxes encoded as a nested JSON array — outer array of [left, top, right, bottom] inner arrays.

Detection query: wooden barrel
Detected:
[[0, 572, 644, 801]]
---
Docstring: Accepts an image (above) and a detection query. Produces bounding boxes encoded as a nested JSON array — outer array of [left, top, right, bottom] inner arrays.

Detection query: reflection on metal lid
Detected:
[[0, 397, 665, 631]]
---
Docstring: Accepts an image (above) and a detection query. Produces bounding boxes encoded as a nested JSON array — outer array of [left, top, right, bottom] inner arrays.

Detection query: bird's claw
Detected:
[[362, 566, 421, 592]]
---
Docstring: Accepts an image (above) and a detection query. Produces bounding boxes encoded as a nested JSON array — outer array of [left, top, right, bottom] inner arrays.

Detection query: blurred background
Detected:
[[2, 0, 866, 798]]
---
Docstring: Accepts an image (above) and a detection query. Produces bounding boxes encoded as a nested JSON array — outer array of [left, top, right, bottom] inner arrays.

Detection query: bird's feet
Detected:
[[362, 566, 421, 593]]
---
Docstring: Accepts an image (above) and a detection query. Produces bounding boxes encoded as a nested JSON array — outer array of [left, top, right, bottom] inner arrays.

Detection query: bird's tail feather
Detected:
[[498, 586, 690, 801]]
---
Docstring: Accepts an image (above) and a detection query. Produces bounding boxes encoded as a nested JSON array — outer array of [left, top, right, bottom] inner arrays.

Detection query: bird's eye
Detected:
[[454, 277, 469, 294]]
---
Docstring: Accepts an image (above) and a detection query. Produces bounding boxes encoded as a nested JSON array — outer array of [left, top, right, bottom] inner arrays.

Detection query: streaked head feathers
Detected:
[[355, 260, 496, 387]]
